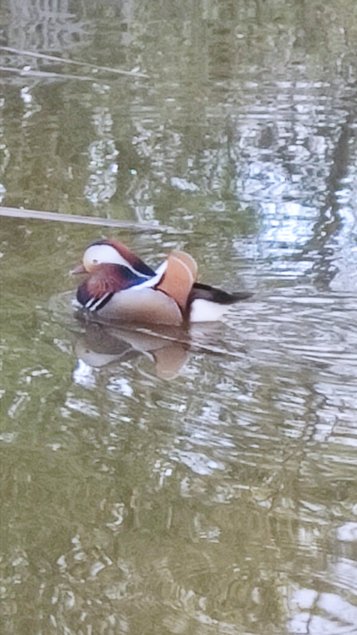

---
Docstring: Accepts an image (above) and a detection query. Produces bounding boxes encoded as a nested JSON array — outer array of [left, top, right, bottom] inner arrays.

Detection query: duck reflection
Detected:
[[73, 318, 220, 380]]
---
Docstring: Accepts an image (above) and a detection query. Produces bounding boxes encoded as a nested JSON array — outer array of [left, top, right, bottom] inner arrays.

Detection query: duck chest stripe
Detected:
[[85, 292, 114, 311]]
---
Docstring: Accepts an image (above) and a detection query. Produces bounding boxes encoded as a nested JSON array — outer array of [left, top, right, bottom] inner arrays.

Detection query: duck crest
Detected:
[[156, 250, 198, 313], [93, 239, 155, 277]]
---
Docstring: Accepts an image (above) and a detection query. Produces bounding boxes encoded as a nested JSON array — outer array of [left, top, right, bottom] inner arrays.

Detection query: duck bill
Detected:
[[70, 263, 87, 275]]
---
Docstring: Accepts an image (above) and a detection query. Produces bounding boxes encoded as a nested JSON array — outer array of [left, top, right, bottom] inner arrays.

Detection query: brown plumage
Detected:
[[156, 251, 198, 313]]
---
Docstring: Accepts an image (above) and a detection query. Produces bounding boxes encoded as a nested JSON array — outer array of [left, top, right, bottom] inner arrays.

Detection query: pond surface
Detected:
[[1, 1, 357, 634]]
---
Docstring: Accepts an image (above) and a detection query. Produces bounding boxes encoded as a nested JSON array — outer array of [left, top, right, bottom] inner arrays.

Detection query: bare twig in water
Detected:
[[0, 206, 180, 233], [0, 65, 97, 82], [0, 46, 148, 78]]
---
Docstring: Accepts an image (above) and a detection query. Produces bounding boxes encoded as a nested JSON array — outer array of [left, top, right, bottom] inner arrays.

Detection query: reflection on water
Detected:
[[74, 319, 192, 381], [1, 0, 357, 634]]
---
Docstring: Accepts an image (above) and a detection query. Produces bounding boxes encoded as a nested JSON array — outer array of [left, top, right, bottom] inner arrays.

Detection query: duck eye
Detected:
[[93, 259, 98, 264]]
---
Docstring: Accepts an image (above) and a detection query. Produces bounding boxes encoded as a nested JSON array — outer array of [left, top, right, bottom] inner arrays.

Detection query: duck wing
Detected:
[[155, 251, 198, 313]]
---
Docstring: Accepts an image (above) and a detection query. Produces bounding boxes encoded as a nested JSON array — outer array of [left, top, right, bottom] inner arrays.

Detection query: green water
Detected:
[[1, 1, 357, 633]]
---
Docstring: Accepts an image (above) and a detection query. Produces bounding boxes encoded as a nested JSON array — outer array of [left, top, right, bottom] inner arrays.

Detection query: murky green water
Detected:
[[1, 1, 357, 634]]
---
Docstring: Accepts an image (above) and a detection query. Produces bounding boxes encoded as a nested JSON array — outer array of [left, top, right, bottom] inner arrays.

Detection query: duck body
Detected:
[[79, 281, 183, 325], [72, 238, 251, 325]]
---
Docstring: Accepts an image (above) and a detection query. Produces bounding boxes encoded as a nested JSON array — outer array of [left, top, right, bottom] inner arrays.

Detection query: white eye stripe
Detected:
[[83, 244, 151, 278], [84, 245, 122, 268]]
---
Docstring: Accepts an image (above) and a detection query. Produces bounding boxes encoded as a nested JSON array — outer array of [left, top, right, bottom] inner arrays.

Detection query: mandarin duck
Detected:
[[72, 239, 251, 325]]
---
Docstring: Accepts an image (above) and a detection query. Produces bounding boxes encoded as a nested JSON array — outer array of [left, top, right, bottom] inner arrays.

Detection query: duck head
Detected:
[[71, 238, 155, 277]]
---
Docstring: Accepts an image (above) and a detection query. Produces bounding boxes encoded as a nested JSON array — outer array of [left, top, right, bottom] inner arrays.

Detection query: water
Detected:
[[1, 1, 357, 634]]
